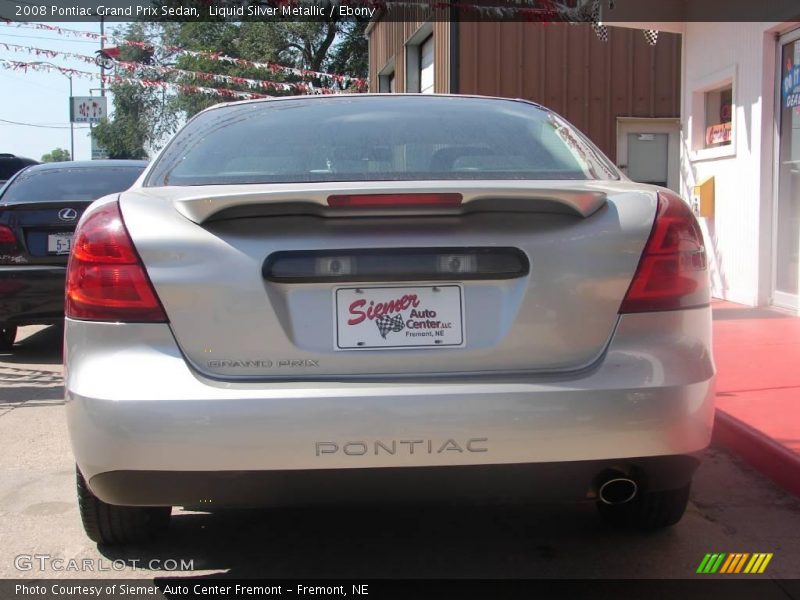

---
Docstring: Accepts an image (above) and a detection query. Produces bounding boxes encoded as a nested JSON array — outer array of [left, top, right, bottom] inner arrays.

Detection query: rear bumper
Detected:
[[65, 307, 716, 506], [0, 265, 65, 326], [89, 456, 701, 508]]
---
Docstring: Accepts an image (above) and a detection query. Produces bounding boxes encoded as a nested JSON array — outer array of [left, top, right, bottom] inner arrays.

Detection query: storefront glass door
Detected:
[[774, 29, 800, 310]]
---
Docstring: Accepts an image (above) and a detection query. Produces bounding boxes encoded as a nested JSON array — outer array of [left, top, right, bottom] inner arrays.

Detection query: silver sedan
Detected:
[[64, 95, 714, 544]]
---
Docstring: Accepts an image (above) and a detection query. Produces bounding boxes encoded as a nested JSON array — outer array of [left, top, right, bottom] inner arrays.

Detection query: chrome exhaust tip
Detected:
[[598, 477, 638, 505]]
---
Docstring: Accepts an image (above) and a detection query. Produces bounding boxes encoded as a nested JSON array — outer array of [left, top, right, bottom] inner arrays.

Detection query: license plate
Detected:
[[47, 233, 73, 255], [335, 285, 464, 350]]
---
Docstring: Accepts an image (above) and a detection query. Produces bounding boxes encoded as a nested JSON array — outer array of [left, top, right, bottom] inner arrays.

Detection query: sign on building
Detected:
[[91, 135, 109, 160], [70, 96, 107, 124]]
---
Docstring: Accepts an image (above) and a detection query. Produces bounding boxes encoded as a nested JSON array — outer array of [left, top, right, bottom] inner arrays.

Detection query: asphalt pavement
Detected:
[[2, 325, 800, 581]]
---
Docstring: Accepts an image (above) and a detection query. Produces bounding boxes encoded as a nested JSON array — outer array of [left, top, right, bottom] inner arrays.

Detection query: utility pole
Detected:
[[100, 17, 105, 98], [90, 17, 105, 161], [68, 74, 74, 161]]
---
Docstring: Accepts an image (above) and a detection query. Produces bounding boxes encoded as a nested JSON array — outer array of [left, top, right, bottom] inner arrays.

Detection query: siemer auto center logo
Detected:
[[336, 285, 465, 350]]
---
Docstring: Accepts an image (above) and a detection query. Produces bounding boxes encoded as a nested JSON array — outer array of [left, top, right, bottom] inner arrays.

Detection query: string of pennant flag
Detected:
[[0, 42, 338, 94], [2, 21, 369, 89], [0, 57, 275, 100]]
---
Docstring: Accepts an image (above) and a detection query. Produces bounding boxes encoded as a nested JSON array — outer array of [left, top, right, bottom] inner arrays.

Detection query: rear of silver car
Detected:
[[64, 96, 714, 544]]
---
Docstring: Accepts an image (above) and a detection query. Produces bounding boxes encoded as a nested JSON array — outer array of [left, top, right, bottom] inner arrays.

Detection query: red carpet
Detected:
[[711, 299, 800, 495]]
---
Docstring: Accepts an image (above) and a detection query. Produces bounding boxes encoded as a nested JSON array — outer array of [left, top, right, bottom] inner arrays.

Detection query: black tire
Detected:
[[0, 325, 17, 351], [76, 467, 171, 545], [597, 482, 691, 530]]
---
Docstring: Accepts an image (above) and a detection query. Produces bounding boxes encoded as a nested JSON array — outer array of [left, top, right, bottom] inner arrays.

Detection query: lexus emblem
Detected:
[[58, 208, 78, 222]]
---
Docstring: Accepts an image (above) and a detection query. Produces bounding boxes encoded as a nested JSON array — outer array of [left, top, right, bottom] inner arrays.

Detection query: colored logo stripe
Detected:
[[719, 554, 736, 573], [697, 553, 726, 573], [746, 553, 773, 574], [720, 553, 749, 573], [698, 553, 773, 574]]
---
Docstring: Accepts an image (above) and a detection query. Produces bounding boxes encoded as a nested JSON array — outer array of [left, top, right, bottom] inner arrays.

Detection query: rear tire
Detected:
[[76, 467, 171, 544], [597, 482, 691, 530], [0, 325, 17, 351]]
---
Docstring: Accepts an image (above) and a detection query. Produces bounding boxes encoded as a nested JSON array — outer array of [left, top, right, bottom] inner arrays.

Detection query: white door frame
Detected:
[[771, 26, 800, 312], [616, 117, 681, 192]]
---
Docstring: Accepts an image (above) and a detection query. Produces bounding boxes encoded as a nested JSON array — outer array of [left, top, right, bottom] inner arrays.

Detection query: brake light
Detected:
[[327, 193, 462, 208], [619, 191, 709, 313], [66, 201, 167, 322], [0, 224, 16, 245]]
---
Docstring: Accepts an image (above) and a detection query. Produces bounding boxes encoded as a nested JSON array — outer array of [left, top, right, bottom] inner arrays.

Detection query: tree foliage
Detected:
[[40, 148, 71, 163], [93, 20, 369, 159], [92, 23, 180, 159], [327, 21, 369, 78]]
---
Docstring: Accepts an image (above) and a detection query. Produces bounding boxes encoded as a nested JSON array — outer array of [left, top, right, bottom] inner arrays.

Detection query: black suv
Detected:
[[0, 154, 39, 188]]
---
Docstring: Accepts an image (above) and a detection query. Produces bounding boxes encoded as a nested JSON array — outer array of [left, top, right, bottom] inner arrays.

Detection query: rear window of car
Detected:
[[0, 167, 144, 203], [146, 96, 619, 186]]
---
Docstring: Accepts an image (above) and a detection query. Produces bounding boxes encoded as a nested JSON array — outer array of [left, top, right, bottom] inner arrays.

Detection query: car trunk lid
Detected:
[[120, 180, 657, 379]]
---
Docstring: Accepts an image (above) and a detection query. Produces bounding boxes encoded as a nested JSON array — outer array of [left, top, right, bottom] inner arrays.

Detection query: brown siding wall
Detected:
[[368, 14, 451, 93], [434, 20, 451, 92], [458, 22, 681, 159]]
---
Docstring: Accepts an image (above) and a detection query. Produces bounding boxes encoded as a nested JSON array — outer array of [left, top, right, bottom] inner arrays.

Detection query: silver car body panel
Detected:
[[117, 180, 657, 379], [65, 306, 714, 485]]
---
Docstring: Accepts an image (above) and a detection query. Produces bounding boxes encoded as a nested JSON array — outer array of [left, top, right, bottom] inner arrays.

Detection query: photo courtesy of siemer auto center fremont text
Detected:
[[1, 0, 800, 598]]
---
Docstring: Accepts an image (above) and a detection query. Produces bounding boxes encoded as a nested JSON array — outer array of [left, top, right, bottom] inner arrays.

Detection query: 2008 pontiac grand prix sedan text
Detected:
[[64, 95, 715, 544]]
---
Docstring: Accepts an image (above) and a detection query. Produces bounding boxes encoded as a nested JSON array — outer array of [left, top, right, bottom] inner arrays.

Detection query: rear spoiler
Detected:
[[170, 182, 609, 224]]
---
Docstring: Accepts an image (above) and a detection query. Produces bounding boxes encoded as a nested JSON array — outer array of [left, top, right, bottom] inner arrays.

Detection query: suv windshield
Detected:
[[146, 96, 619, 186], [1, 167, 144, 203]]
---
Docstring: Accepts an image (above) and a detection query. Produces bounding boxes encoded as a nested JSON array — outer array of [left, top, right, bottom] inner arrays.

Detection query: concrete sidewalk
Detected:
[[711, 299, 800, 497]]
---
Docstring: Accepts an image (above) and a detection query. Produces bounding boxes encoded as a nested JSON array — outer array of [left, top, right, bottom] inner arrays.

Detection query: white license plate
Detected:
[[47, 233, 73, 255], [335, 285, 464, 350]]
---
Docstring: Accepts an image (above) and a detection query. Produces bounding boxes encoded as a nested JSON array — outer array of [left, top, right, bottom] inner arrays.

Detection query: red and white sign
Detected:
[[70, 96, 107, 124], [334, 285, 465, 350], [706, 121, 732, 146]]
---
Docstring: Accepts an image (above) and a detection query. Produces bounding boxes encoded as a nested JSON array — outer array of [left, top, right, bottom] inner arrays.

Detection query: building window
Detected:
[[689, 66, 737, 159], [379, 71, 395, 93], [420, 35, 434, 94], [405, 22, 434, 94], [378, 57, 396, 93], [704, 84, 733, 147]]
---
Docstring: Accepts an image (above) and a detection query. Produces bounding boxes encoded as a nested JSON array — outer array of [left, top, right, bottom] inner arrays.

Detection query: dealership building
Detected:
[[367, 10, 800, 312], [615, 20, 800, 313]]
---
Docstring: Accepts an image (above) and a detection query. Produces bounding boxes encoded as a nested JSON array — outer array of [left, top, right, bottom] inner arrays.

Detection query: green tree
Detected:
[[237, 21, 340, 73], [162, 21, 245, 117], [95, 20, 368, 154], [40, 148, 71, 163], [92, 23, 179, 159], [327, 21, 369, 82]]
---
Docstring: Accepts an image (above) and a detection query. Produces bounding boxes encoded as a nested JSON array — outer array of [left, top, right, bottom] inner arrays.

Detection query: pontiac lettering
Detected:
[[315, 438, 489, 456]]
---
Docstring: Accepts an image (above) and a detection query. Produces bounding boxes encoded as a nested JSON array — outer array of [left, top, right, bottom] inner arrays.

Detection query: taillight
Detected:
[[327, 193, 462, 208], [619, 191, 709, 313], [0, 224, 16, 245], [66, 201, 167, 322]]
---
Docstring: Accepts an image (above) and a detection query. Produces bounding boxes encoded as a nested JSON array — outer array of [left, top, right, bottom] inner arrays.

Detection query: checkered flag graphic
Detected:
[[375, 314, 405, 339], [643, 30, 659, 46], [592, 21, 609, 42], [590, 1, 609, 42]]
